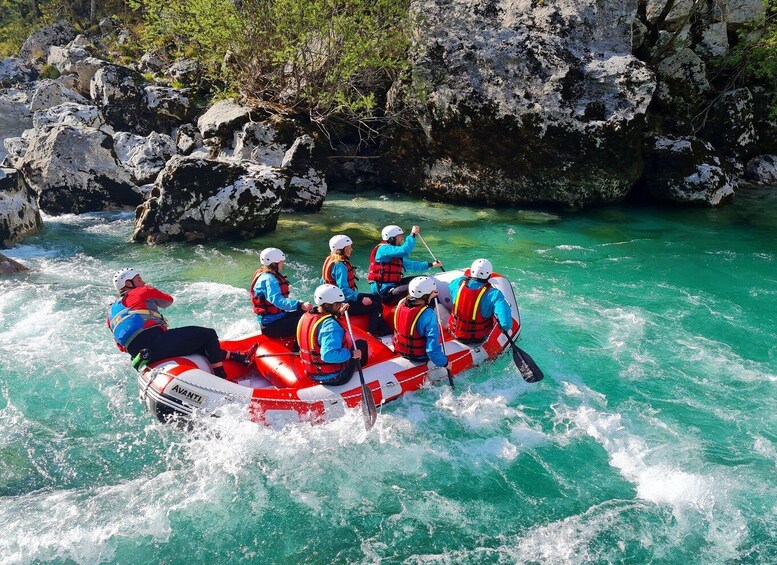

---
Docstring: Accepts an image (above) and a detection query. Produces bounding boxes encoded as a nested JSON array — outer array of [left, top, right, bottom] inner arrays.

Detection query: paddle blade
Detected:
[[360, 380, 378, 429], [513, 347, 544, 383]]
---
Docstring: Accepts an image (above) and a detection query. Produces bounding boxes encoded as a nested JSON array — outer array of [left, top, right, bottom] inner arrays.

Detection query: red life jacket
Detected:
[[367, 242, 404, 285], [322, 255, 358, 290], [249, 270, 290, 315], [297, 311, 352, 376], [392, 297, 429, 360], [449, 275, 495, 342]]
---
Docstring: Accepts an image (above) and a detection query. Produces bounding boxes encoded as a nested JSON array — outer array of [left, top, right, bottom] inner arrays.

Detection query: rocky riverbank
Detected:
[[1, 2, 776, 248]]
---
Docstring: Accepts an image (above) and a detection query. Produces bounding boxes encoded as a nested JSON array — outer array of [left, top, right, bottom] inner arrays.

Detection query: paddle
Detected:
[[417, 233, 445, 272], [433, 297, 455, 389], [502, 330, 544, 383], [343, 309, 378, 430]]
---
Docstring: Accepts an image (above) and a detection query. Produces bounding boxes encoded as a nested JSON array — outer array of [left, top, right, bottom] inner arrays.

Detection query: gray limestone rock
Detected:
[[281, 135, 327, 211], [132, 156, 287, 243], [18, 21, 77, 63], [46, 45, 90, 74], [114, 131, 177, 184], [32, 102, 105, 130], [640, 135, 736, 205], [0, 167, 40, 247], [90, 64, 148, 133], [0, 252, 29, 274], [695, 23, 729, 57], [744, 155, 777, 185], [29, 79, 87, 112], [73, 57, 109, 97], [0, 90, 32, 164], [197, 99, 254, 139], [18, 123, 140, 215], [701, 88, 757, 158], [382, 0, 656, 207], [166, 59, 201, 85], [143, 86, 194, 125], [0, 58, 35, 88]]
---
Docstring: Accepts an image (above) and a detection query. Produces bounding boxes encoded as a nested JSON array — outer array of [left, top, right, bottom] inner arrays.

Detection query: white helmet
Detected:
[[113, 267, 140, 292], [260, 247, 286, 266], [329, 234, 353, 253], [382, 225, 403, 241], [470, 258, 493, 279], [314, 283, 345, 306], [409, 276, 437, 298]]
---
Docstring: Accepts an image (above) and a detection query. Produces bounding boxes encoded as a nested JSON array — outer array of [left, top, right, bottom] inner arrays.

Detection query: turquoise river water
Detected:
[[1, 188, 776, 564]]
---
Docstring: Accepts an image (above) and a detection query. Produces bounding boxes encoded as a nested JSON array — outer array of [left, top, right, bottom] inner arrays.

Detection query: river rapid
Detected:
[[1, 188, 776, 564]]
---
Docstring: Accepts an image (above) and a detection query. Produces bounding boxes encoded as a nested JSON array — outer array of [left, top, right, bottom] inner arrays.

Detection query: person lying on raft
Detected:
[[322, 234, 391, 337], [107, 268, 255, 378], [448, 259, 514, 343], [367, 225, 442, 303], [393, 276, 450, 371], [297, 284, 368, 386], [250, 247, 313, 338]]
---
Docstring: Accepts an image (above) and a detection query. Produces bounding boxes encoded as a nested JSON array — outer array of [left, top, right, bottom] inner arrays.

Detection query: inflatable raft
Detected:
[[136, 269, 522, 426]]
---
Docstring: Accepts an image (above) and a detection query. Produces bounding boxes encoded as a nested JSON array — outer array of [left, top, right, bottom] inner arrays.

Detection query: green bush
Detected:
[[39, 62, 59, 77]]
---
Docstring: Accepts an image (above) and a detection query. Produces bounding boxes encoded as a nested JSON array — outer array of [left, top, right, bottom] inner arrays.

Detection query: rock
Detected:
[[640, 135, 735, 205], [114, 131, 177, 184], [0, 167, 40, 247], [3, 137, 28, 168], [656, 48, 709, 93], [166, 59, 201, 85], [73, 57, 109, 97], [18, 123, 140, 215], [29, 79, 87, 111], [56, 73, 81, 91], [744, 155, 777, 185], [751, 87, 777, 155], [0, 252, 29, 274], [281, 135, 327, 211], [143, 85, 194, 125], [0, 90, 32, 164], [718, 0, 766, 26], [646, 0, 694, 25], [99, 18, 115, 36], [132, 156, 287, 243], [694, 22, 729, 57], [19, 21, 77, 63], [32, 102, 105, 130], [175, 123, 205, 156], [382, 0, 656, 207], [0, 58, 35, 88], [632, 19, 648, 50], [226, 120, 294, 165], [197, 99, 254, 139], [701, 88, 756, 158], [139, 51, 165, 74], [46, 45, 90, 74], [90, 64, 148, 133], [70, 34, 93, 50]]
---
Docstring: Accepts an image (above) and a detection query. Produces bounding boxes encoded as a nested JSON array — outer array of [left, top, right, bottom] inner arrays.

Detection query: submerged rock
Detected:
[[383, 0, 656, 207], [18, 123, 140, 215], [132, 156, 287, 243], [640, 135, 735, 205], [0, 167, 40, 247], [0, 252, 29, 274]]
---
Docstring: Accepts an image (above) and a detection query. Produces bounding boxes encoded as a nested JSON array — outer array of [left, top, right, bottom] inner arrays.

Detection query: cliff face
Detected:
[[382, 0, 656, 207]]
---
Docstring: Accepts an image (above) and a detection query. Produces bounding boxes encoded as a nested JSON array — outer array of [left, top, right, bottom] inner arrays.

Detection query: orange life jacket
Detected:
[[392, 297, 429, 360], [322, 255, 358, 290], [297, 311, 352, 376], [449, 275, 495, 342], [367, 242, 404, 285], [249, 270, 290, 315]]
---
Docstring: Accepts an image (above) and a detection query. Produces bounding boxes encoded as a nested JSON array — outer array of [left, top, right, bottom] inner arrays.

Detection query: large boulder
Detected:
[[700, 88, 757, 158], [18, 21, 77, 63], [29, 79, 88, 111], [132, 156, 287, 243], [744, 155, 777, 185], [751, 87, 777, 155], [639, 135, 736, 205], [281, 135, 327, 211], [73, 57, 109, 97], [114, 131, 177, 184], [382, 0, 656, 207], [225, 119, 298, 165], [0, 58, 35, 88], [717, 0, 766, 27], [143, 85, 195, 128], [197, 99, 255, 140], [90, 64, 148, 133], [46, 45, 90, 74], [32, 102, 105, 130], [18, 123, 140, 214], [0, 167, 40, 247]]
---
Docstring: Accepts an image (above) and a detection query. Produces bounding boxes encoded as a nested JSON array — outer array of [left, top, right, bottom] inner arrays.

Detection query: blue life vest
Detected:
[[108, 299, 166, 348]]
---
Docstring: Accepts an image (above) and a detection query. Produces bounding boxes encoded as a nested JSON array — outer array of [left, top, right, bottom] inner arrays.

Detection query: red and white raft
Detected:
[[136, 269, 522, 426]]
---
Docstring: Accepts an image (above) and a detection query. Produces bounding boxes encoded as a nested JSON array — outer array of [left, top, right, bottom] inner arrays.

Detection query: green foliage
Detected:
[[39, 62, 59, 77], [130, 0, 411, 124]]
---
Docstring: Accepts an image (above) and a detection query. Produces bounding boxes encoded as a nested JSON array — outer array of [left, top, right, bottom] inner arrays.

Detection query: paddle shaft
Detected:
[[417, 234, 445, 272], [502, 329, 544, 383], [343, 309, 378, 428]]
